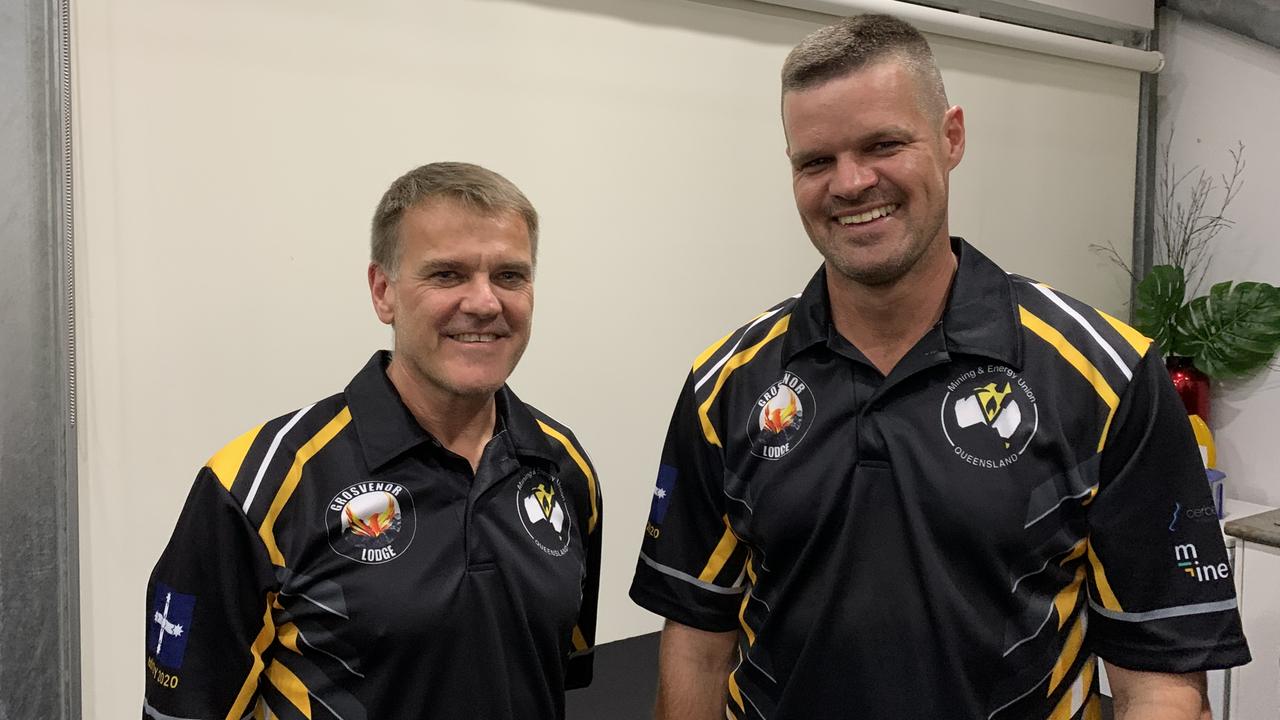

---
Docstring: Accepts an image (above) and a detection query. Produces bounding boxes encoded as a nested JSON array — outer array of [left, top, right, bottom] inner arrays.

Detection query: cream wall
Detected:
[[1158, 10, 1280, 509], [74, 0, 1138, 715]]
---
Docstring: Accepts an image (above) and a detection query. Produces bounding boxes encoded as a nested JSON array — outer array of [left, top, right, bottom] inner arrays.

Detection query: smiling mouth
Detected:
[[835, 203, 899, 225], [447, 333, 503, 343]]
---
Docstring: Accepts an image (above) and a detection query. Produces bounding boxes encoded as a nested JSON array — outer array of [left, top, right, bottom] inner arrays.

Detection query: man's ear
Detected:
[[368, 262, 396, 326], [942, 105, 966, 170]]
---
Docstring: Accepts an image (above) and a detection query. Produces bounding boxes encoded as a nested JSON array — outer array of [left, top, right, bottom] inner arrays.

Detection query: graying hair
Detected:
[[782, 14, 949, 119], [371, 162, 539, 276]]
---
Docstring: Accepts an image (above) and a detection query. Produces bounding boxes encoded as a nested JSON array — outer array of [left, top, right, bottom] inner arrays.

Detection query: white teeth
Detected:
[[837, 204, 898, 225], [452, 333, 499, 343]]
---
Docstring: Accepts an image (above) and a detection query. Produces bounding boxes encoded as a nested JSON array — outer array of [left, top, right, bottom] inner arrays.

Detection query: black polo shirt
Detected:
[[630, 239, 1248, 720], [144, 351, 601, 720]]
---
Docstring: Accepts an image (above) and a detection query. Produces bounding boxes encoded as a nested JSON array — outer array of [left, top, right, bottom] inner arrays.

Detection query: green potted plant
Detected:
[[1094, 136, 1280, 419]]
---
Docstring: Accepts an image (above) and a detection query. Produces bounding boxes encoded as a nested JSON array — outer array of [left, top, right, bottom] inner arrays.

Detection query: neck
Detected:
[[385, 359, 496, 472], [827, 235, 957, 375]]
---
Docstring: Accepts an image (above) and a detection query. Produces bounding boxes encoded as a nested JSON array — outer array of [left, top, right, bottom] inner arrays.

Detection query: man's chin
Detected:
[[438, 379, 507, 400], [828, 255, 914, 287]]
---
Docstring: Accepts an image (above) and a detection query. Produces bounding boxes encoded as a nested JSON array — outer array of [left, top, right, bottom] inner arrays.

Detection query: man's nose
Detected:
[[829, 157, 878, 199], [459, 277, 502, 317]]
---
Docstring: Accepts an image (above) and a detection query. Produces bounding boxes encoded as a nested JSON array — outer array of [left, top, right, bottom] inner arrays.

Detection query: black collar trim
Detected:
[[345, 351, 559, 471], [780, 238, 1022, 368]]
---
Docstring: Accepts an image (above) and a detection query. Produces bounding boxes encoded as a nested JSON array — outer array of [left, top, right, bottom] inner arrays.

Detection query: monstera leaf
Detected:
[[1134, 265, 1186, 352], [1170, 280, 1280, 379]]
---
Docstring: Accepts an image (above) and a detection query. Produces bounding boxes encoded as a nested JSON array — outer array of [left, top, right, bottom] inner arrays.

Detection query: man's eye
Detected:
[[430, 270, 461, 282], [871, 141, 903, 152], [798, 157, 830, 172], [495, 271, 528, 286]]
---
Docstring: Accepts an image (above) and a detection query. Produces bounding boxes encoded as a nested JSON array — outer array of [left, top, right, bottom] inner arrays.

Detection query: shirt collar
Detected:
[[345, 351, 560, 471], [781, 237, 1023, 368]]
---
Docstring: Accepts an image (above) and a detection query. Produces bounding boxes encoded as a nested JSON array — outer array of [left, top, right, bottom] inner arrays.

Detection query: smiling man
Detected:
[[144, 162, 601, 720], [630, 15, 1248, 720]]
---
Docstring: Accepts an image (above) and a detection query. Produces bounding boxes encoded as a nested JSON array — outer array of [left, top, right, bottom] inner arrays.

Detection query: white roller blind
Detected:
[[73, 0, 1137, 715]]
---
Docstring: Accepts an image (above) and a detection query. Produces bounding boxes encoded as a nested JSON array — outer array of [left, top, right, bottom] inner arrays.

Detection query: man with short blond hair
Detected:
[[631, 14, 1248, 720], [145, 162, 601, 720]]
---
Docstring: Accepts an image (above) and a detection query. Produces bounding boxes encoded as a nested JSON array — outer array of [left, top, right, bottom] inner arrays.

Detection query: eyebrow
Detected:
[[493, 260, 534, 276], [411, 258, 534, 276], [789, 126, 919, 168], [412, 259, 465, 276]]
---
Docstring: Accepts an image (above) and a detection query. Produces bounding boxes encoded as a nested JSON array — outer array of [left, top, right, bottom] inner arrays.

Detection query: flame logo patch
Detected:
[[326, 482, 416, 564], [761, 388, 800, 433], [343, 492, 399, 538], [747, 371, 815, 460]]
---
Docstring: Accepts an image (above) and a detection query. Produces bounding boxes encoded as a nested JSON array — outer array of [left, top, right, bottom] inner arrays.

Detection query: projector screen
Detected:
[[73, 0, 1137, 714]]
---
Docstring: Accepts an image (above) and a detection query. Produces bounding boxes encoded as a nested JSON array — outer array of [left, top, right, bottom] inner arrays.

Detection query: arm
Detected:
[[1105, 662, 1210, 720], [144, 467, 277, 718], [655, 620, 738, 720]]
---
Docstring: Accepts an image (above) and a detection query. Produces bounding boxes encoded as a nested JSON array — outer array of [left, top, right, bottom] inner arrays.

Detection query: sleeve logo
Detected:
[[148, 584, 196, 670], [326, 481, 417, 564], [516, 470, 573, 557], [649, 465, 678, 526], [747, 372, 815, 460], [941, 365, 1038, 469], [1173, 541, 1231, 583]]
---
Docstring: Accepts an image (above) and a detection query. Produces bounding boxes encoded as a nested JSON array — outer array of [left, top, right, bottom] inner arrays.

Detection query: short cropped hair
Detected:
[[371, 162, 539, 277], [782, 14, 948, 118]]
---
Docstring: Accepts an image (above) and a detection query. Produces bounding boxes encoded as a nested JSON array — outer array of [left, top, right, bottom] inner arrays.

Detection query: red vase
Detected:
[[1166, 355, 1211, 422]]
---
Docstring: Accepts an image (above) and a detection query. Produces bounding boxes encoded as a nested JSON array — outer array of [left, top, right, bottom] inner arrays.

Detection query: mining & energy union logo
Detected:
[[941, 365, 1038, 469], [517, 469, 573, 557]]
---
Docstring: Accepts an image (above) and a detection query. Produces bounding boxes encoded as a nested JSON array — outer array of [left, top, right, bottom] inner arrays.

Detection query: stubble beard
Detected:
[[817, 212, 946, 289], [393, 330, 531, 402]]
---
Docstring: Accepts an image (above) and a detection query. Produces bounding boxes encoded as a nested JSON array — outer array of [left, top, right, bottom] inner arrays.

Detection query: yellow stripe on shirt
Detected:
[[1049, 653, 1097, 720], [225, 593, 278, 720], [699, 315, 791, 447], [265, 659, 312, 717], [728, 662, 746, 713], [1085, 537, 1123, 611], [276, 622, 301, 654], [699, 516, 740, 584], [537, 419, 599, 534], [207, 423, 265, 490], [1020, 307, 1120, 451], [693, 329, 737, 373], [1053, 565, 1086, 630], [1048, 610, 1086, 696], [738, 590, 757, 646], [571, 625, 589, 653], [1097, 309, 1153, 357], [260, 407, 352, 567]]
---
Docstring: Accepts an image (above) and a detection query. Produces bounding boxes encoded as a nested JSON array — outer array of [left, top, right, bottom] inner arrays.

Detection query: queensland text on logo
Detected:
[[941, 365, 1038, 469]]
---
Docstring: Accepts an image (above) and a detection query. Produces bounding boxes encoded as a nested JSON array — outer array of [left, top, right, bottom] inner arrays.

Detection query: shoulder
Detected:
[[202, 391, 351, 512], [689, 293, 801, 392], [524, 405, 597, 482], [1009, 274, 1154, 392], [523, 404, 601, 532]]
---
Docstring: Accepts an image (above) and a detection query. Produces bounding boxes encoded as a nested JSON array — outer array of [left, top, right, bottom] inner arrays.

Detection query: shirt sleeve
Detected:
[[143, 467, 279, 719], [1084, 348, 1251, 672], [629, 372, 749, 632], [566, 453, 602, 690]]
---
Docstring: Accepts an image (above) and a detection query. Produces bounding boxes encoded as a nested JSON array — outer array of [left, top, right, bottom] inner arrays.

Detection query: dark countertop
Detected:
[[1224, 508, 1280, 549]]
